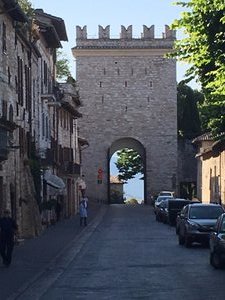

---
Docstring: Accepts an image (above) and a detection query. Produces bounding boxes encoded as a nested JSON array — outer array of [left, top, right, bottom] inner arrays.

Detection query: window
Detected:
[[42, 113, 45, 137], [17, 56, 24, 106], [189, 206, 223, 219], [2, 22, 6, 53], [9, 105, 13, 123], [44, 61, 47, 86], [8, 67, 11, 85], [25, 65, 29, 109], [45, 116, 49, 138], [2, 100, 7, 119]]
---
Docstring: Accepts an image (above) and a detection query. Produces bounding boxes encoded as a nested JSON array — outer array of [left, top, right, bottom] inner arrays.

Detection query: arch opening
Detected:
[[108, 138, 146, 205]]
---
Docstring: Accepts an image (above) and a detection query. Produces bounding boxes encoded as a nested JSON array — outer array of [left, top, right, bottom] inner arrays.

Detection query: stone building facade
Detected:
[[110, 175, 124, 204], [178, 139, 198, 199], [0, 2, 83, 237], [0, 0, 42, 237], [73, 25, 177, 203], [193, 134, 225, 205]]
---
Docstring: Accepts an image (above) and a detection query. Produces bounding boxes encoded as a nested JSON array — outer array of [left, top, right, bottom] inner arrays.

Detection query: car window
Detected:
[[189, 206, 224, 219], [155, 196, 173, 204], [183, 206, 188, 217], [160, 193, 172, 196], [219, 218, 225, 233]]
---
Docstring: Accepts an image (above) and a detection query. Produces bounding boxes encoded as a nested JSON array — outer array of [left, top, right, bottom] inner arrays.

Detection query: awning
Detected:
[[44, 170, 65, 189]]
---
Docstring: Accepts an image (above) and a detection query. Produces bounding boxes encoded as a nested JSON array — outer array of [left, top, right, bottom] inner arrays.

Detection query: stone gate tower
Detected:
[[72, 25, 177, 203]]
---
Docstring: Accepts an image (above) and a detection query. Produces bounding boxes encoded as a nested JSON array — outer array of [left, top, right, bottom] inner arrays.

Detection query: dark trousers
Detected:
[[80, 217, 87, 226], [0, 237, 14, 266]]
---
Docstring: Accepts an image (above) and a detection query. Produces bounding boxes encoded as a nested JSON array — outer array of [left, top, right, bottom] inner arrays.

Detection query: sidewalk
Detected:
[[0, 202, 105, 300]]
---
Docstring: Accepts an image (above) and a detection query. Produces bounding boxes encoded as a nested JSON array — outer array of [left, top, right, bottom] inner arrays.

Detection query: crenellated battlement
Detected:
[[76, 25, 176, 40], [75, 25, 176, 50]]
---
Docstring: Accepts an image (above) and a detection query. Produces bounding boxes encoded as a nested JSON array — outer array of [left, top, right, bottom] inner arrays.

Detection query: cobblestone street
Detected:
[[1, 204, 225, 300]]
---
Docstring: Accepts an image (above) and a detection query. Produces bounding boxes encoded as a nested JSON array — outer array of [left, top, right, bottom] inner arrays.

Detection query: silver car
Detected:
[[178, 203, 224, 247], [154, 195, 174, 214]]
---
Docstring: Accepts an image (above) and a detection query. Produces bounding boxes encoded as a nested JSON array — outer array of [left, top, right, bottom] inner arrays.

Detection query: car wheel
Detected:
[[184, 234, 192, 248], [210, 252, 222, 269], [178, 233, 185, 245]]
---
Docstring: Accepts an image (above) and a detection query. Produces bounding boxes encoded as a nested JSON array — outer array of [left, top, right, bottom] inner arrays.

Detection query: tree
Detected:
[[115, 83, 203, 181], [125, 198, 138, 205], [170, 0, 225, 137], [115, 148, 143, 182], [18, 2, 72, 82], [177, 82, 202, 138], [56, 50, 71, 81], [18, 0, 34, 17]]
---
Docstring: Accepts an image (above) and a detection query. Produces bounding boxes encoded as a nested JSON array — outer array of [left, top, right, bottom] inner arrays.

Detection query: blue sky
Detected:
[[31, 0, 193, 84], [31, 0, 194, 201]]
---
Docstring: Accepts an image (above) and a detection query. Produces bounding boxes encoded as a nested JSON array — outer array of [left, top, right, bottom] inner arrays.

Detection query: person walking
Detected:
[[78, 175, 86, 197], [0, 209, 18, 267], [79, 196, 88, 226]]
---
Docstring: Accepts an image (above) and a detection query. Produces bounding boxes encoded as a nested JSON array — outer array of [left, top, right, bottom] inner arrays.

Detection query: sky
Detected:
[[31, 0, 193, 84], [31, 0, 194, 201]]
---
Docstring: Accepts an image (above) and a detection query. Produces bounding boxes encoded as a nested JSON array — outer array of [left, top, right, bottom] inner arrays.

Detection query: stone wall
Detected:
[[73, 25, 177, 203], [177, 139, 198, 198]]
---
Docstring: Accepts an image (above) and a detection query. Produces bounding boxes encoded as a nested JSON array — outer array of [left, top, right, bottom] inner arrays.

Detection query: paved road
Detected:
[[5, 204, 225, 300]]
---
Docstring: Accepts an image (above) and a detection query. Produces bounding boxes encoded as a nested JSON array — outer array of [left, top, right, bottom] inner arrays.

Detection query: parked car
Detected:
[[155, 199, 168, 222], [209, 213, 225, 269], [176, 200, 201, 234], [178, 203, 224, 248], [158, 191, 174, 197], [154, 195, 174, 214], [161, 198, 191, 225]]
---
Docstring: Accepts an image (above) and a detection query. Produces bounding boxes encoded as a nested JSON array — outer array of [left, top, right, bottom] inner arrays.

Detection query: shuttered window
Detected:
[[2, 22, 6, 53]]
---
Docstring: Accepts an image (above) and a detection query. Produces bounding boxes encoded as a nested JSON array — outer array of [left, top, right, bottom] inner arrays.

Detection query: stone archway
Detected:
[[108, 137, 146, 204]]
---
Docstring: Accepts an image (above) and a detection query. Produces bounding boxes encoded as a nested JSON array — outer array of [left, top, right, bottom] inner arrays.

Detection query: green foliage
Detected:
[[170, 0, 225, 137], [18, 0, 34, 17], [56, 50, 71, 81], [125, 198, 139, 205], [177, 82, 202, 138], [115, 148, 143, 182], [110, 189, 124, 203]]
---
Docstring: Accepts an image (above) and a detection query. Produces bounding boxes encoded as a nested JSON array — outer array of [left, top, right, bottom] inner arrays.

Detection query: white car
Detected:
[[154, 195, 174, 213], [159, 191, 174, 197]]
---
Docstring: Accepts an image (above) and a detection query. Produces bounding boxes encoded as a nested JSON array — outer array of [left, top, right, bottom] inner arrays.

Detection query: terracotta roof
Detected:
[[192, 132, 213, 143], [110, 175, 124, 184]]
